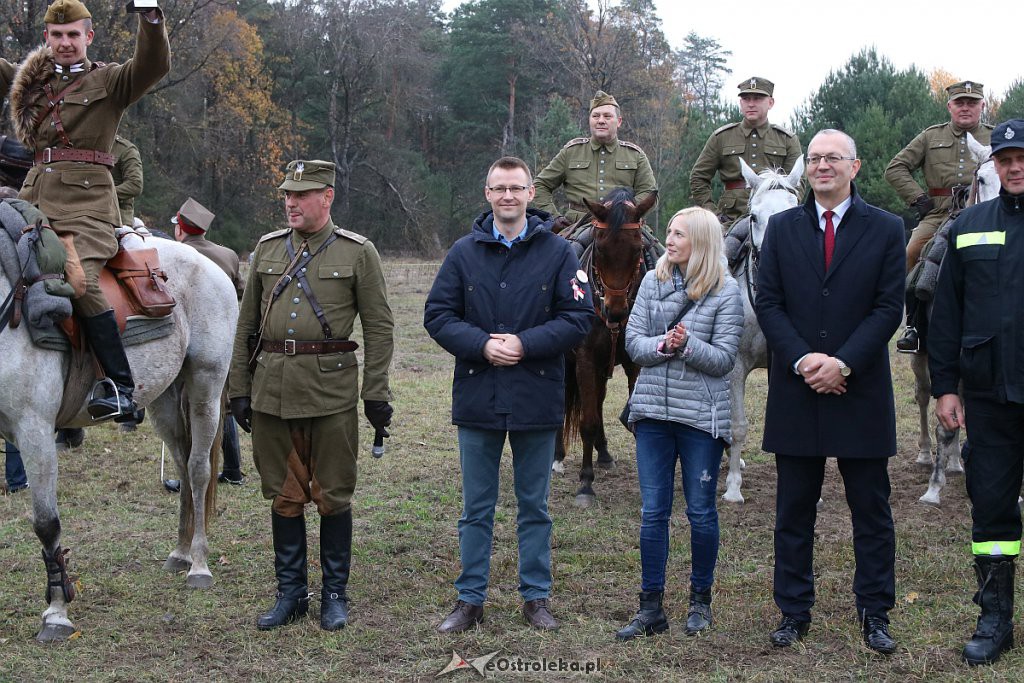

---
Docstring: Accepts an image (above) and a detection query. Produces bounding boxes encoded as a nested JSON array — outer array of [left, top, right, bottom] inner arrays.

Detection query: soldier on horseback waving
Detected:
[[0, 0, 170, 421]]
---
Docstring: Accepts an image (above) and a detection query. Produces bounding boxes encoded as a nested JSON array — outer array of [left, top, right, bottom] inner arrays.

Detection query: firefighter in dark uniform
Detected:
[[929, 118, 1024, 666], [228, 160, 394, 631]]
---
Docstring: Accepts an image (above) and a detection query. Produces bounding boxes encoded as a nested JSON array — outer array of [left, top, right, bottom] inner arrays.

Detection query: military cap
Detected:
[[589, 90, 620, 112], [278, 160, 335, 191], [738, 77, 774, 97], [44, 0, 91, 24], [991, 119, 1024, 155], [172, 197, 215, 234], [947, 80, 985, 101]]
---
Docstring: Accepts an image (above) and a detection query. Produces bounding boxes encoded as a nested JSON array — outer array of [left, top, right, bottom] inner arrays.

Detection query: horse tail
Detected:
[[203, 396, 223, 534], [562, 354, 582, 454]]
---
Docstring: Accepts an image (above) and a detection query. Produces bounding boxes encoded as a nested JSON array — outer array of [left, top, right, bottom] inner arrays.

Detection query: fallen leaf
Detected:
[[217, 555, 230, 566], [904, 591, 919, 603], [68, 630, 82, 640]]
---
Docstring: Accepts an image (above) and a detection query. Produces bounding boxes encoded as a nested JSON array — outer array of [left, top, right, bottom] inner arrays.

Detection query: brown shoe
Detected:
[[522, 598, 559, 630], [436, 600, 484, 634]]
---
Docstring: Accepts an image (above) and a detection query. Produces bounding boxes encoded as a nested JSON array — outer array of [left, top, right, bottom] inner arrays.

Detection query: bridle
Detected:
[[590, 217, 643, 379]]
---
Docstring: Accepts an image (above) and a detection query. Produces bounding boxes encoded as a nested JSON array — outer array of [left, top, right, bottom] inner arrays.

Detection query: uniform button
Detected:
[[301, 267, 307, 273], [297, 282, 303, 288], [752, 143, 758, 147], [290, 312, 297, 319], [819, 330, 827, 338], [62, 75, 69, 81], [469, 369, 474, 375], [468, 285, 474, 291], [83, 180, 89, 186], [960, 158, 964, 162], [337, 362, 343, 367], [959, 165, 964, 169], [822, 288, 830, 296], [267, 267, 273, 272], [498, 323, 505, 330], [288, 328, 295, 334], [500, 282, 507, 288], [333, 271, 339, 276], [958, 173, 964, 177], [600, 160, 605, 164], [45, 167, 52, 173], [545, 306, 550, 312], [302, 251, 309, 257], [600, 170, 604, 174], [83, 98, 88, 103], [539, 369, 545, 376], [752, 163, 758, 168], [751, 154, 757, 158], [293, 297, 300, 303], [541, 284, 548, 290]]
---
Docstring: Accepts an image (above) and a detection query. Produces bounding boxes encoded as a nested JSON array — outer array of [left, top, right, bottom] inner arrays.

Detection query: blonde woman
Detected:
[[616, 207, 744, 640]]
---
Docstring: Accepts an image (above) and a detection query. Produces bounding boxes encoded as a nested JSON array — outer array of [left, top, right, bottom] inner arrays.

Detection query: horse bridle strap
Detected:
[[591, 220, 642, 231]]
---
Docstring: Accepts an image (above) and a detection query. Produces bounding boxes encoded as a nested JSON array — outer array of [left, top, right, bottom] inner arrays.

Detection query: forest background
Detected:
[[3, 0, 1023, 254]]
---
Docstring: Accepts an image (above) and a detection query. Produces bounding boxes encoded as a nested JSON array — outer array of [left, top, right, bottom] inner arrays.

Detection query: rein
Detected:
[[590, 219, 644, 379]]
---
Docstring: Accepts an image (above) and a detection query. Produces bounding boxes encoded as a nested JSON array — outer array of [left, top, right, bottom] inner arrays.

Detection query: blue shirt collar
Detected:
[[492, 220, 529, 247]]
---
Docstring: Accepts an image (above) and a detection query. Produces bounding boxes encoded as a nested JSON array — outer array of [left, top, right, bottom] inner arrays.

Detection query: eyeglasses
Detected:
[[487, 185, 530, 195], [805, 154, 856, 166]]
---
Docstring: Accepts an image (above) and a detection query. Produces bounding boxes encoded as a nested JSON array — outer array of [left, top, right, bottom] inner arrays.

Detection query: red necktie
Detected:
[[823, 210, 835, 270]]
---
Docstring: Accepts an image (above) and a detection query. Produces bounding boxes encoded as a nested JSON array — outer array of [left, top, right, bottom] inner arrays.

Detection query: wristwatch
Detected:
[[835, 358, 851, 377]]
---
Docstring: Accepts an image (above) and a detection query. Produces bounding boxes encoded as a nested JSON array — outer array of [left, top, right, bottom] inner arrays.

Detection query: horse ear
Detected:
[[965, 132, 991, 164], [785, 156, 805, 189], [584, 198, 606, 221], [739, 158, 760, 192], [636, 190, 658, 217]]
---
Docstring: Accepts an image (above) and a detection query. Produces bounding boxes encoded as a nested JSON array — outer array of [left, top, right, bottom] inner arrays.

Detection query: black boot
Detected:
[[963, 555, 1015, 665], [895, 326, 920, 353], [684, 588, 713, 635], [320, 509, 352, 630], [81, 310, 138, 421], [615, 590, 669, 641], [257, 512, 309, 630]]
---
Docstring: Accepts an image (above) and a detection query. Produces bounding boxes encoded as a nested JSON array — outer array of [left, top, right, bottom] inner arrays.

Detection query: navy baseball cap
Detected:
[[991, 119, 1024, 155]]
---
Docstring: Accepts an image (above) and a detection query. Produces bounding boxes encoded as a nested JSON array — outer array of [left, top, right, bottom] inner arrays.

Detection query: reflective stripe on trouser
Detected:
[[52, 215, 119, 317], [251, 408, 358, 517], [962, 395, 1024, 553], [973, 540, 1021, 557]]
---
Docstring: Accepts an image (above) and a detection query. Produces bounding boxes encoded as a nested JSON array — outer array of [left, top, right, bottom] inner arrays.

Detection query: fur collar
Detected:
[[9, 45, 55, 149]]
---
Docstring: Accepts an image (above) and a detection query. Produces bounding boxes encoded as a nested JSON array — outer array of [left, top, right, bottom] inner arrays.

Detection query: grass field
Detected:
[[0, 260, 1016, 682]]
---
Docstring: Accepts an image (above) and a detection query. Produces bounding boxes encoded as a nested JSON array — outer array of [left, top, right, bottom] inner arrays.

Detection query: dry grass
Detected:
[[0, 260, 1018, 681]]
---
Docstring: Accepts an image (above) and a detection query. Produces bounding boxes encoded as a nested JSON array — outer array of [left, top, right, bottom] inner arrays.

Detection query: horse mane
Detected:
[[602, 186, 637, 232], [751, 168, 796, 199]]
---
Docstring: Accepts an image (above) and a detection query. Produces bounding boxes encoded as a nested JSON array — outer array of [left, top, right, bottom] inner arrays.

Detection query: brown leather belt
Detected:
[[928, 187, 953, 197], [35, 147, 115, 167], [724, 180, 746, 190], [261, 338, 358, 355]]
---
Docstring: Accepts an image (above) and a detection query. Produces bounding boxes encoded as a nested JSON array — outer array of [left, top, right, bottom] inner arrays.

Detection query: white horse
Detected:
[[722, 157, 804, 503], [914, 133, 998, 505], [0, 235, 238, 642]]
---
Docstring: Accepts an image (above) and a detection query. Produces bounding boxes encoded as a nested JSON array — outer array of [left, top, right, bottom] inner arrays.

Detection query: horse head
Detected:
[[741, 157, 803, 249], [966, 132, 999, 204], [583, 187, 656, 324]]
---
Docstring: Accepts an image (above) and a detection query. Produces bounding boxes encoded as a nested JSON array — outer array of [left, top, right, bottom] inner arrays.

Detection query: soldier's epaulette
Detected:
[[562, 137, 590, 149], [713, 122, 740, 135], [770, 123, 795, 137], [257, 228, 290, 244], [619, 140, 645, 153], [925, 122, 947, 131], [334, 227, 367, 244]]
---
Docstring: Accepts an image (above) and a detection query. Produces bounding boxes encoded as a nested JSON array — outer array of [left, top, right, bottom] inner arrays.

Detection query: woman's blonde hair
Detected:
[[655, 207, 725, 301]]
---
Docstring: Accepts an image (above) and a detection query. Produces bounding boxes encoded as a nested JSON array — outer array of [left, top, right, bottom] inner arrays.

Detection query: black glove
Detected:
[[229, 396, 252, 433], [717, 213, 732, 227], [364, 400, 393, 437], [552, 216, 573, 232], [912, 193, 935, 220]]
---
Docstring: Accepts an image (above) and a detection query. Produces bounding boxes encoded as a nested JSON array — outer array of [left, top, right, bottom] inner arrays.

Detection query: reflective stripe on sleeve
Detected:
[[972, 540, 1021, 556], [956, 231, 1006, 248]]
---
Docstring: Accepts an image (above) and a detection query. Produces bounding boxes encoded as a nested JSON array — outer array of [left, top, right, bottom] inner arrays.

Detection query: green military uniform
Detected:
[[0, 5, 170, 317], [689, 77, 802, 225], [885, 81, 993, 270], [111, 136, 143, 227], [228, 165, 394, 516], [174, 196, 244, 299]]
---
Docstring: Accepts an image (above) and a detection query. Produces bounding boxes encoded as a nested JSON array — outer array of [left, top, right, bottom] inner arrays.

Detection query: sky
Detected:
[[443, 0, 1020, 126]]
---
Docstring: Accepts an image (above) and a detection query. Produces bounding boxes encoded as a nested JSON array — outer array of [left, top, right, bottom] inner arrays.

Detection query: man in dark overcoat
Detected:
[[754, 129, 905, 654]]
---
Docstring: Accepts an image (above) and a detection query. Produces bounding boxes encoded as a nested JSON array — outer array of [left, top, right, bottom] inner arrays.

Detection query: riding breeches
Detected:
[[52, 215, 119, 317], [251, 408, 358, 517], [906, 212, 946, 272]]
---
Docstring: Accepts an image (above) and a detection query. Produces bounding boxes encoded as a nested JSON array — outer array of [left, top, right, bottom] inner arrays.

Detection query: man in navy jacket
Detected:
[[755, 130, 905, 653], [424, 156, 593, 633]]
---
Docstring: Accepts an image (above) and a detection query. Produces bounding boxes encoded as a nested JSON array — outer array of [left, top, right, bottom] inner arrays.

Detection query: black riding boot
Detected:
[[81, 310, 138, 420], [320, 509, 352, 631], [896, 295, 923, 354], [963, 555, 1015, 665], [615, 590, 669, 641], [257, 511, 309, 630], [684, 588, 713, 635]]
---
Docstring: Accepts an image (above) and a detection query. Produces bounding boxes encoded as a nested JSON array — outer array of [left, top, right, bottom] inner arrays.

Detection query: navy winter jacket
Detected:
[[424, 209, 594, 430]]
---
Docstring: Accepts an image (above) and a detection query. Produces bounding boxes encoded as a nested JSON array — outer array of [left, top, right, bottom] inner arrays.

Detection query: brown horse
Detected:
[[555, 187, 658, 507]]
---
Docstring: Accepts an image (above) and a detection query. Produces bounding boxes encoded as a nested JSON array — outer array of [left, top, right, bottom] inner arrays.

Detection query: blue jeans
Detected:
[[634, 419, 724, 593], [455, 427, 556, 605], [4, 441, 27, 491]]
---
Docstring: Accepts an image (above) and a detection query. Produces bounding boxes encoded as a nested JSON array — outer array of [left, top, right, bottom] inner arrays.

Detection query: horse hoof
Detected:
[[919, 492, 941, 507], [915, 452, 933, 466], [721, 490, 745, 504], [163, 556, 191, 573], [946, 461, 964, 475], [186, 573, 214, 589], [596, 458, 616, 470], [551, 461, 565, 475], [36, 622, 77, 643], [574, 494, 595, 508]]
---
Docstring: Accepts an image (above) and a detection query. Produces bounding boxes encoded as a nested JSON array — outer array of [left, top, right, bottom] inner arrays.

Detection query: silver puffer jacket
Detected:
[[625, 269, 744, 443]]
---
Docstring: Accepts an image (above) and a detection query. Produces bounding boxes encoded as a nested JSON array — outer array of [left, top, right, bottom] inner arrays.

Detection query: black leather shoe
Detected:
[[437, 600, 484, 633], [218, 472, 246, 485], [896, 327, 921, 354], [616, 590, 669, 641], [770, 615, 810, 647], [257, 593, 309, 630], [863, 615, 896, 654], [523, 598, 559, 630], [321, 590, 349, 631]]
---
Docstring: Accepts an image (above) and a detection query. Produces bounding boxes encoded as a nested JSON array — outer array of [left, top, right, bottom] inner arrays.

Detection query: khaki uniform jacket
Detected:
[[884, 121, 994, 219], [690, 120, 802, 221], [533, 137, 657, 223], [111, 136, 142, 226], [228, 220, 394, 420], [0, 18, 170, 227], [181, 233, 244, 300]]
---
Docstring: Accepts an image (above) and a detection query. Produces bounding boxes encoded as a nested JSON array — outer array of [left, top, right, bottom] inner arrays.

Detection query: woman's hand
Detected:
[[663, 322, 688, 353]]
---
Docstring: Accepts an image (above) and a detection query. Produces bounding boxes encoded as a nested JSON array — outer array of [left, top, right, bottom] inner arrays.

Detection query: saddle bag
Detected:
[[106, 247, 176, 318]]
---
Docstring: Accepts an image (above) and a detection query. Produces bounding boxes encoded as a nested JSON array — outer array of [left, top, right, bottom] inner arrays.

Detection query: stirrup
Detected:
[[87, 378, 131, 421], [896, 327, 921, 355]]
